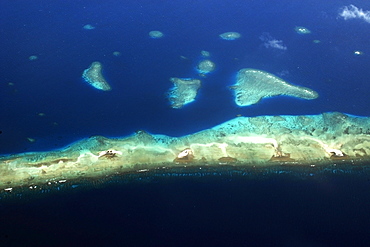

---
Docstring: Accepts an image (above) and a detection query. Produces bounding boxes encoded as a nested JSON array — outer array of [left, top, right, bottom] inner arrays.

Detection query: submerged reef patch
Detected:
[[219, 32, 241, 40], [168, 77, 201, 108], [28, 55, 38, 61], [231, 68, 318, 106], [201, 50, 211, 57], [82, 62, 111, 91], [149, 30, 164, 39], [113, 51, 121, 57], [197, 59, 216, 75], [83, 24, 95, 30], [0, 112, 369, 192]]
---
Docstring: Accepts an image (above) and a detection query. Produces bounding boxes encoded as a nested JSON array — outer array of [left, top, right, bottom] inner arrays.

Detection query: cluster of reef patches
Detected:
[[80, 27, 319, 110]]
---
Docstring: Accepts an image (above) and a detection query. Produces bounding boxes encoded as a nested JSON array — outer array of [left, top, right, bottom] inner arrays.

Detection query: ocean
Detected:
[[1, 0, 370, 246]]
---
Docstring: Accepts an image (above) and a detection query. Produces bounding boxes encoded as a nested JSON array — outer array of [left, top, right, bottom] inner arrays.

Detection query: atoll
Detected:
[[230, 68, 318, 106], [82, 62, 111, 91]]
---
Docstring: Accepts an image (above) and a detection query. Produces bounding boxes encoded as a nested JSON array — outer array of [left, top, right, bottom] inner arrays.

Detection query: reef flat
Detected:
[[82, 61, 111, 91], [197, 59, 216, 75], [149, 30, 164, 38], [0, 112, 369, 192], [168, 77, 201, 108], [231, 68, 318, 106], [219, 32, 241, 40]]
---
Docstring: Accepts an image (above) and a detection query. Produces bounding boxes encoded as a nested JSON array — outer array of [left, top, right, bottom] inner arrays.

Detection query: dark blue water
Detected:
[[1, 1, 370, 246], [1, 0, 370, 154], [1, 173, 370, 247]]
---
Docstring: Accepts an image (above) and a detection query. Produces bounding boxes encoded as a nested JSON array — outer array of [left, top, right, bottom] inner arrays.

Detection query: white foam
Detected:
[[264, 40, 287, 50], [260, 33, 287, 50], [339, 5, 370, 23]]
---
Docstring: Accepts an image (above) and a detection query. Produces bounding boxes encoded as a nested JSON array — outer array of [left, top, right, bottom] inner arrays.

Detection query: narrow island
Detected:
[[0, 112, 369, 193]]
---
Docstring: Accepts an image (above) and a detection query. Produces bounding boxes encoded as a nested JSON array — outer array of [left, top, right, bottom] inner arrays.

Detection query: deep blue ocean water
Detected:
[[1, 1, 370, 246], [1, 0, 370, 154], [1, 173, 370, 246]]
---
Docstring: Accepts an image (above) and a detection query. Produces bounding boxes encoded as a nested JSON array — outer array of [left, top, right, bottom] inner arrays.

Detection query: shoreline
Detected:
[[1, 112, 369, 191]]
